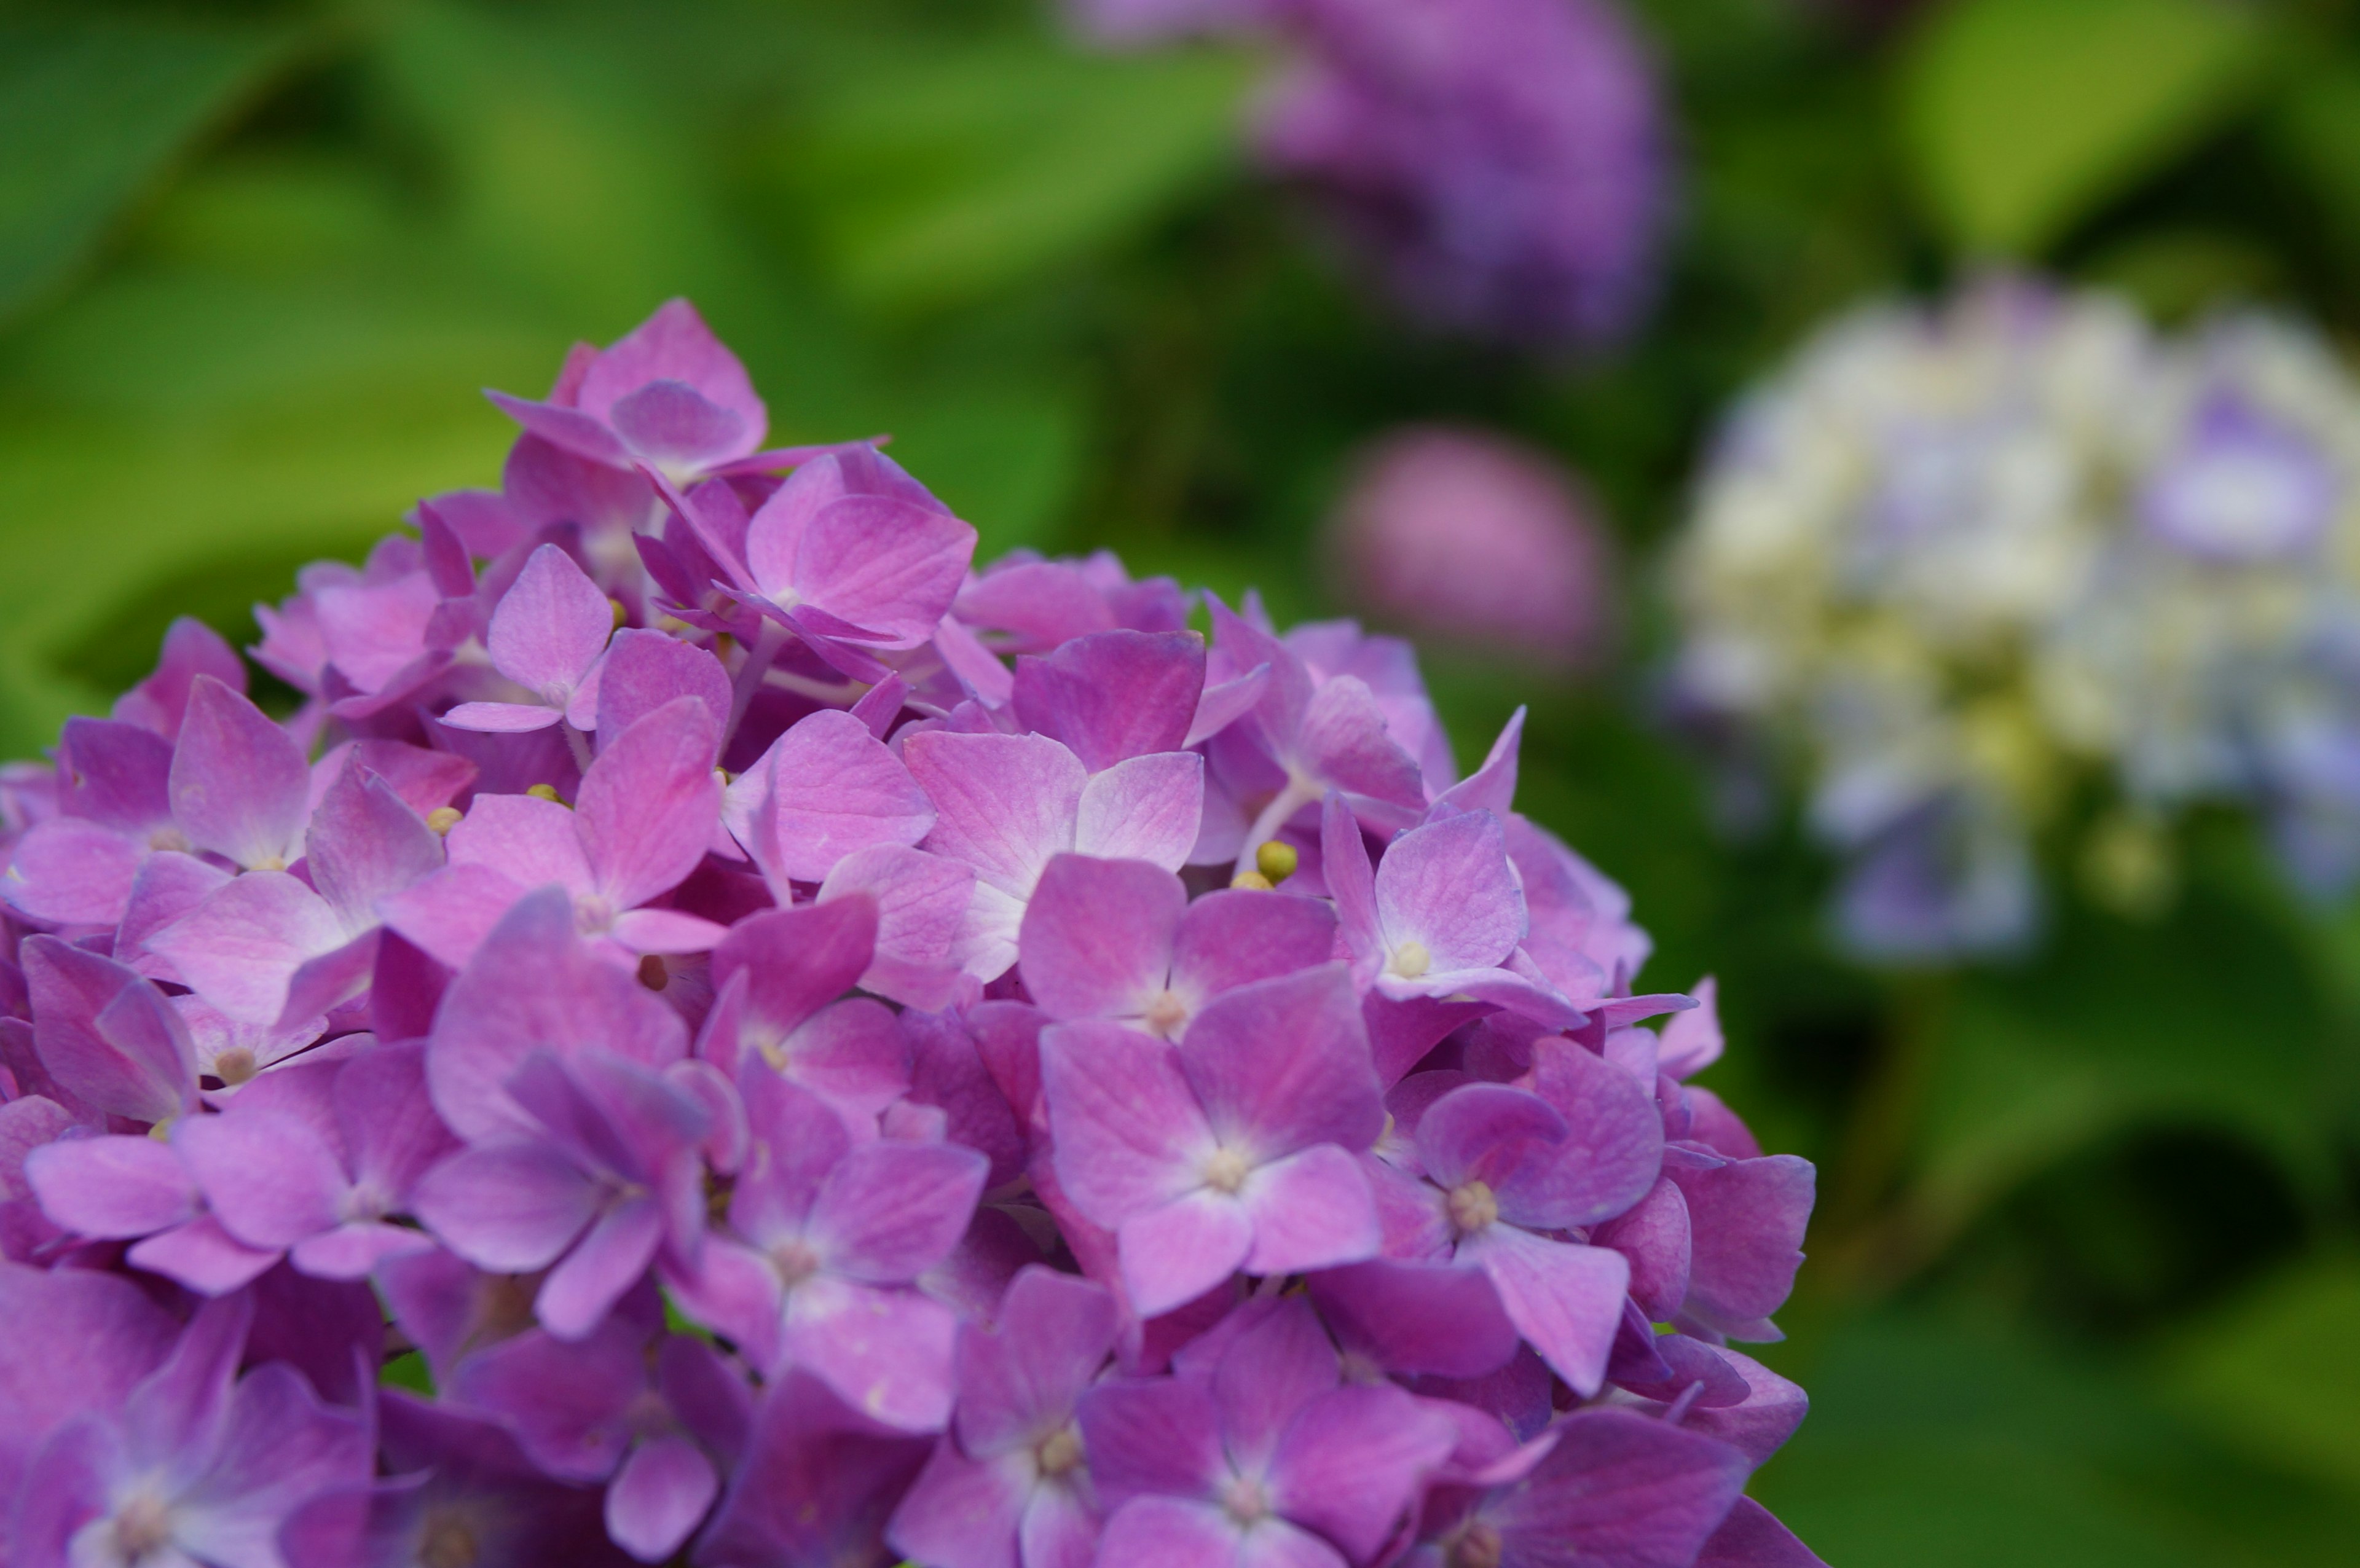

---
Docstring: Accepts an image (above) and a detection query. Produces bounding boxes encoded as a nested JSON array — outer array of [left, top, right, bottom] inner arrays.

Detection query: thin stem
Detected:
[[561, 722, 595, 778], [762, 668, 869, 706], [725, 618, 792, 748], [1232, 777, 1320, 881]]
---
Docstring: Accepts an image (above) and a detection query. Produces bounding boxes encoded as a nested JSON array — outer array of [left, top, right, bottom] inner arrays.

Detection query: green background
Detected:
[[5, 1, 2360, 1561]]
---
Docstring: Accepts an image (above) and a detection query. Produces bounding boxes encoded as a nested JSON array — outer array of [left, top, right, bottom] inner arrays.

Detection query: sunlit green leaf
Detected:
[[783, 37, 1254, 313], [0, 12, 307, 324], [1897, 0, 2274, 255]]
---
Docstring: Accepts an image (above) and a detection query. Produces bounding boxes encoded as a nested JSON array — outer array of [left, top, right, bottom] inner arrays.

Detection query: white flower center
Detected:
[[1202, 1147, 1253, 1195], [1387, 939, 1431, 979], [1141, 989, 1190, 1038], [1447, 1180, 1499, 1235]]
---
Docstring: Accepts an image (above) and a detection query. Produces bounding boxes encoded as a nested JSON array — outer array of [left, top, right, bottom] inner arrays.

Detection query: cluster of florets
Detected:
[[1074, 0, 1672, 347], [1671, 276, 2360, 957], [0, 302, 1818, 1568]]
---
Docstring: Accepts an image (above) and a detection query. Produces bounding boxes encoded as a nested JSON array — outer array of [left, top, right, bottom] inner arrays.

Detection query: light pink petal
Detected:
[[578, 698, 723, 910], [792, 495, 978, 648], [3, 817, 148, 927], [411, 1143, 598, 1272], [487, 390, 634, 468], [1074, 752, 1203, 872], [1267, 1384, 1458, 1562], [1320, 794, 1385, 979], [819, 845, 976, 1009], [1011, 629, 1204, 772], [577, 299, 766, 447], [489, 546, 621, 699], [736, 710, 935, 884], [1236, 1143, 1380, 1278], [144, 871, 344, 1026], [1294, 674, 1426, 813], [779, 1000, 910, 1117], [537, 1198, 664, 1339], [25, 1134, 197, 1237], [610, 380, 749, 471], [378, 861, 532, 972], [1436, 707, 1525, 818], [1039, 1020, 1211, 1229], [1018, 855, 1185, 1022], [1116, 1189, 1253, 1320], [447, 793, 596, 895], [175, 1110, 345, 1248], [1169, 888, 1339, 1005], [810, 1139, 988, 1284], [1374, 810, 1525, 974], [169, 677, 311, 869], [607, 1433, 720, 1562], [439, 700, 563, 733], [1018, 1474, 1101, 1568], [608, 907, 729, 955], [1658, 976, 1724, 1079], [592, 628, 732, 746], [315, 571, 441, 693], [905, 731, 1086, 898], [1184, 663, 1269, 748], [1465, 1228, 1629, 1395], [1178, 965, 1383, 1160], [305, 764, 444, 932], [785, 1276, 960, 1430]]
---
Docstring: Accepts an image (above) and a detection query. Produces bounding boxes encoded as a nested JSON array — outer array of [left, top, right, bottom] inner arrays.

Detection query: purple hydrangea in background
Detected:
[[0, 299, 1819, 1568], [1070, 0, 1675, 348], [1327, 425, 1617, 670]]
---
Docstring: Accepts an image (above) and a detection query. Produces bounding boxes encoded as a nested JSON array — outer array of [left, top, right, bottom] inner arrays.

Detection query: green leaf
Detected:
[[783, 37, 1254, 314], [0, 13, 306, 325], [1904, 845, 2338, 1246], [1897, 0, 2274, 255], [2163, 1254, 2360, 1494], [2265, 57, 2360, 262], [377, 1349, 433, 1395]]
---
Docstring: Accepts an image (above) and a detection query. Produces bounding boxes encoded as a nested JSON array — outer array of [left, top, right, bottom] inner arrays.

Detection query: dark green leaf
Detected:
[[0, 14, 306, 324]]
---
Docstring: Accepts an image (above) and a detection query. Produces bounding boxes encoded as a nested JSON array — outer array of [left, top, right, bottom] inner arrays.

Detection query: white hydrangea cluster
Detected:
[[1671, 276, 2360, 957]]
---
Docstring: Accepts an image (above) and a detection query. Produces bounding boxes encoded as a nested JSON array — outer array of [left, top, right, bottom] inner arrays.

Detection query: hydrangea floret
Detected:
[[0, 300, 1820, 1568], [1671, 275, 2360, 957]]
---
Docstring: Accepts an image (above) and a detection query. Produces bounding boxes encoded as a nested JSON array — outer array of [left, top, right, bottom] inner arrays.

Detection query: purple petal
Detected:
[[538, 1198, 664, 1339], [412, 1143, 599, 1272], [811, 1139, 988, 1284], [1268, 1383, 1458, 1562], [1295, 673, 1426, 812], [1012, 629, 1205, 772], [1178, 965, 1382, 1161], [440, 699, 563, 732], [578, 697, 722, 910], [4, 816, 149, 927], [785, 495, 978, 648], [447, 793, 596, 895], [175, 1109, 345, 1249], [25, 1133, 197, 1237], [954, 1266, 1119, 1457], [377, 861, 530, 971], [0, 1259, 178, 1500], [818, 846, 976, 1009], [1168, 888, 1339, 1006], [1414, 1083, 1571, 1195], [886, 1440, 1031, 1568], [1039, 1020, 1210, 1228], [127, 1212, 283, 1294], [1464, 1228, 1629, 1396], [708, 898, 878, 1051], [1238, 1143, 1380, 1277], [1658, 976, 1724, 1079], [290, 1221, 435, 1279], [1308, 1257, 1520, 1379], [1593, 1175, 1691, 1322], [146, 871, 344, 1026], [1018, 854, 1185, 1022], [1096, 1498, 1270, 1568], [487, 543, 613, 697], [23, 936, 194, 1124], [1518, 1039, 1668, 1228], [594, 628, 731, 745], [1207, 1297, 1339, 1464], [489, 390, 635, 467], [734, 710, 934, 884], [610, 380, 749, 471], [1321, 793, 1384, 977], [1075, 1376, 1226, 1511], [1667, 1153, 1814, 1338], [1116, 1188, 1254, 1319], [577, 299, 767, 448], [114, 617, 246, 740], [785, 1276, 961, 1431], [1375, 810, 1525, 974], [1696, 1497, 1828, 1568], [1073, 751, 1203, 870], [608, 907, 729, 954], [1436, 707, 1525, 818], [906, 731, 1087, 896], [1676, 1348, 1809, 1466], [306, 764, 444, 931], [59, 715, 174, 829], [607, 1433, 720, 1562], [168, 678, 310, 872], [1484, 1407, 1750, 1567]]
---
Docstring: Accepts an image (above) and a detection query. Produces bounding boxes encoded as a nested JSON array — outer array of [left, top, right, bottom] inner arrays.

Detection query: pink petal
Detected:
[[1294, 674, 1426, 813], [145, 871, 344, 1026], [1073, 752, 1203, 871], [735, 710, 935, 884], [3, 817, 148, 927], [610, 380, 749, 471], [25, 1134, 197, 1237], [1465, 1228, 1629, 1395], [607, 1433, 720, 1562], [447, 794, 596, 898], [411, 1143, 599, 1272], [1018, 855, 1185, 1022], [785, 1276, 960, 1430], [811, 1139, 988, 1284], [289, 1221, 435, 1280], [576, 299, 766, 447], [169, 677, 311, 870], [537, 1198, 664, 1339], [1236, 1143, 1380, 1277], [489, 543, 612, 698], [1307, 1256, 1520, 1379], [905, 732, 1085, 898], [592, 628, 732, 746], [1267, 1383, 1457, 1562], [790, 495, 978, 648], [886, 1441, 1031, 1568], [578, 698, 723, 910], [1168, 887, 1340, 1013], [1117, 1189, 1253, 1319], [175, 1109, 344, 1248], [1011, 629, 1204, 772], [1374, 810, 1525, 974], [818, 846, 976, 1009], [487, 390, 634, 468], [608, 907, 729, 955], [439, 700, 563, 733], [125, 1213, 282, 1295], [1038, 1021, 1210, 1229], [1177, 966, 1383, 1160], [379, 861, 532, 972], [708, 898, 879, 1054]]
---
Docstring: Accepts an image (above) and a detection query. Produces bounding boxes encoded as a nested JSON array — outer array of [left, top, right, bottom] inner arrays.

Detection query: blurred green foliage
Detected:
[[3, 0, 2359, 1561]]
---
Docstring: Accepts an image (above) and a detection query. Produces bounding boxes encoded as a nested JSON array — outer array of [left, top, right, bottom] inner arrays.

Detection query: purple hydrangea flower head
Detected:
[[0, 297, 1816, 1568], [1259, 0, 1674, 347]]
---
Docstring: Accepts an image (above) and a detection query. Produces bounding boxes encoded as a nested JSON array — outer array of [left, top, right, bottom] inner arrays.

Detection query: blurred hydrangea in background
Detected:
[[1325, 424, 1616, 668], [1670, 276, 2360, 957], [1074, 0, 1673, 347]]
